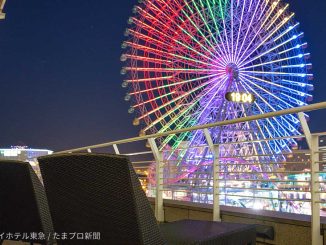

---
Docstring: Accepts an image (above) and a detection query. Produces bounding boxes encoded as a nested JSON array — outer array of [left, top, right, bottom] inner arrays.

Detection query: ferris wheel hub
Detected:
[[226, 63, 239, 81]]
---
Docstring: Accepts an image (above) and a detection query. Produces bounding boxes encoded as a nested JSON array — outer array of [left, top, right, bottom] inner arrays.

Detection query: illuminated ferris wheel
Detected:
[[121, 0, 313, 168]]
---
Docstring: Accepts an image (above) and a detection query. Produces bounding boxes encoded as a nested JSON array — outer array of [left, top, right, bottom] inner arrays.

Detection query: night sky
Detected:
[[0, 0, 325, 152]]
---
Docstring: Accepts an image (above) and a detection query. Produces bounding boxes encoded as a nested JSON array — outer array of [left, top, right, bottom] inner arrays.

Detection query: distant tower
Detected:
[[0, 0, 6, 20]]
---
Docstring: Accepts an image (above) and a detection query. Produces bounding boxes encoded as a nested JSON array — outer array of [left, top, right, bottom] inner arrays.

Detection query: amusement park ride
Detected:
[[121, 0, 314, 212]]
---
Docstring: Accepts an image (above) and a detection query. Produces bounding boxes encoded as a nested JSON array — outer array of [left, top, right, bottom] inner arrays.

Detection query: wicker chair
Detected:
[[38, 153, 256, 245], [0, 160, 54, 245]]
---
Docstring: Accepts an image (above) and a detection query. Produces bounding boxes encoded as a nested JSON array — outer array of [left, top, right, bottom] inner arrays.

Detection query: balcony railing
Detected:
[[56, 101, 326, 245]]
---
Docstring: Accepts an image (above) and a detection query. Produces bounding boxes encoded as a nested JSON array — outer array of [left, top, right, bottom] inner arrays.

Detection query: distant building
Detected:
[[319, 135, 326, 170], [285, 149, 311, 172], [285, 135, 326, 172], [0, 146, 53, 176]]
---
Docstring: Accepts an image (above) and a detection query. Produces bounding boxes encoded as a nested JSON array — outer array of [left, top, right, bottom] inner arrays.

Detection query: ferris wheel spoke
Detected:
[[157, 106, 194, 137], [240, 77, 292, 120], [280, 63, 311, 69], [240, 120, 266, 157], [157, 76, 227, 147], [171, 52, 221, 69], [279, 78, 312, 89], [205, 0, 230, 61], [240, 74, 304, 108], [153, 1, 220, 60], [177, 8, 221, 60], [239, 30, 303, 68], [142, 79, 222, 132], [123, 42, 170, 59], [247, 110, 284, 153], [214, 0, 234, 62], [238, 12, 295, 67], [237, 92, 278, 154], [125, 37, 218, 68], [124, 76, 173, 84], [258, 115, 292, 153], [278, 42, 306, 55], [240, 73, 312, 98], [184, 0, 223, 56], [131, 10, 218, 65], [230, 0, 234, 61], [124, 66, 217, 74], [279, 93, 308, 107], [160, 110, 202, 150], [239, 76, 301, 136], [235, 0, 266, 64], [256, 0, 269, 21], [122, 54, 172, 65], [160, 116, 196, 150], [236, 0, 281, 64], [128, 74, 217, 95], [233, 0, 246, 60], [127, 29, 167, 48], [137, 5, 181, 38], [236, 0, 280, 64], [239, 34, 303, 68], [144, 104, 184, 132], [248, 105, 289, 153], [179, 117, 216, 151], [188, 91, 229, 147], [126, 34, 212, 68], [265, 3, 289, 31], [152, 75, 227, 132], [275, 104, 305, 124], [244, 74, 312, 99], [132, 91, 177, 108], [239, 53, 306, 71], [273, 22, 300, 43], [234, 82, 271, 157], [189, 77, 228, 121], [137, 75, 221, 120], [241, 70, 311, 79], [218, 0, 233, 62], [129, 12, 178, 40]]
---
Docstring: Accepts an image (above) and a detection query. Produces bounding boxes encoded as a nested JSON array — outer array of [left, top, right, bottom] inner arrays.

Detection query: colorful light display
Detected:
[[121, 0, 313, 211]]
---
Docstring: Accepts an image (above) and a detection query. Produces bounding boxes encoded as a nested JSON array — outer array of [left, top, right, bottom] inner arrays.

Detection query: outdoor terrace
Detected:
[[2, 102, 326, 245], [51, 102, 326, 245]]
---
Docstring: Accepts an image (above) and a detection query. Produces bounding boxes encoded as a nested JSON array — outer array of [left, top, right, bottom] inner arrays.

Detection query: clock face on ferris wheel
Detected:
[[121, 0, 313, 154]]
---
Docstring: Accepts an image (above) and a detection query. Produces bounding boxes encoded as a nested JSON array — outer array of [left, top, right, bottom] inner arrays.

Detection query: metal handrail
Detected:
[[55, 102, 326, 245], [56, 102, 326, 154]]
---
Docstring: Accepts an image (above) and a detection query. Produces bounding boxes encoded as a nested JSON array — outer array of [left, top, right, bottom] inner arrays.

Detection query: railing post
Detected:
[[311, 135, 322, 245], [148, 138, 164, 222], [204, 129, 221, 222], [298, 112, 322, 245], [113, 144, 120, 154]]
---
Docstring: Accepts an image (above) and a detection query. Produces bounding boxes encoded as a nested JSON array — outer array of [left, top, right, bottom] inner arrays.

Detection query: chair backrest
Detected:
[[0, 160, 54, 244], [38, 153, 165, 245]]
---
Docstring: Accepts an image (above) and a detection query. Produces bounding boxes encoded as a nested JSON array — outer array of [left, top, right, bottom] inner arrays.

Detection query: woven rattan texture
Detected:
[[128, 157, 165, 244], [0, 160, 53, 244], [29, 165, 55, 244], [38, 153, 165, 245]]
